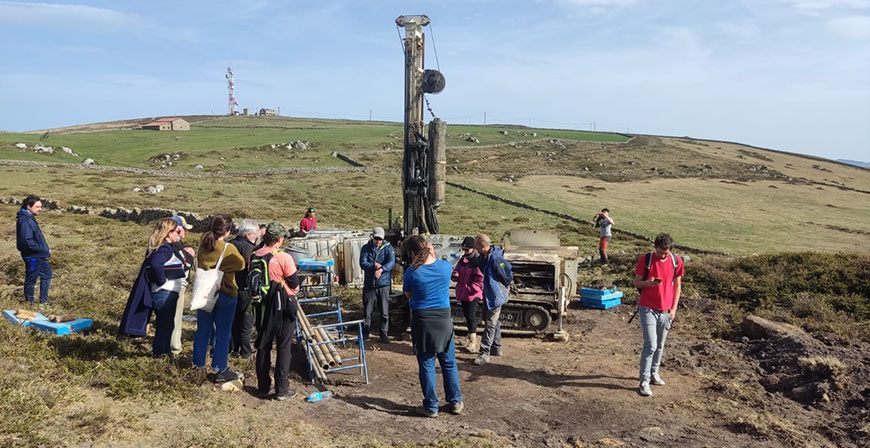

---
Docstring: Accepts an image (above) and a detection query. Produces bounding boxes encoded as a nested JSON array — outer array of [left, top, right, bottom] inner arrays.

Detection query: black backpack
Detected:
[[247, 250, 278, 304]]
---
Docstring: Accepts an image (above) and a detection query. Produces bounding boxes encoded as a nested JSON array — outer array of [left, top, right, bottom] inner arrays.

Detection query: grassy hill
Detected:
[[1, 116, 869, 447]]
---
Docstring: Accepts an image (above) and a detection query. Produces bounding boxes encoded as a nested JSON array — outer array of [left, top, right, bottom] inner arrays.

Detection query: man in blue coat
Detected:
[[359, 226, 395, 342], [473, 234, 513, 366], [16, 195, 52, 307]]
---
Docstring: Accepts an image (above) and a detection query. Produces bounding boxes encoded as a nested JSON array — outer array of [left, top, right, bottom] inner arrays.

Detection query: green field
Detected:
[[0, 116, 628, 171]]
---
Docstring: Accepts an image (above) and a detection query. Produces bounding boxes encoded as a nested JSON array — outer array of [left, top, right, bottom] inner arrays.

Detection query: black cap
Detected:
[[461, 236, 475, 249]]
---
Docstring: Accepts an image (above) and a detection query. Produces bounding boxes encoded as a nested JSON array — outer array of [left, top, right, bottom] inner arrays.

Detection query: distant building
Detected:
[[258, 108, 277, 117], [142, 117, 190, 131]]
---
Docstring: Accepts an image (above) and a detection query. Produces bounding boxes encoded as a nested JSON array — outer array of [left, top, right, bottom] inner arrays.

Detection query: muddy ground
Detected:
[[216, 299, 870, 448]]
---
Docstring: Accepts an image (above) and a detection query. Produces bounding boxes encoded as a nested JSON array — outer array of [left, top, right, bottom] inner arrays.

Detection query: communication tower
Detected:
[[226, 66, 238, 115]]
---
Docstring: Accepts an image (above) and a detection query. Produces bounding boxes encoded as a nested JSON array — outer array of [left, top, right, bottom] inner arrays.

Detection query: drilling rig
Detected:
[[395, 15, 447, 237], [387, 15, 578, 337]]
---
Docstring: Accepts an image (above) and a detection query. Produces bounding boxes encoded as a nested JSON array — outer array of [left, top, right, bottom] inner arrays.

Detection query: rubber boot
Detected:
[[467, 333, 479, 353]]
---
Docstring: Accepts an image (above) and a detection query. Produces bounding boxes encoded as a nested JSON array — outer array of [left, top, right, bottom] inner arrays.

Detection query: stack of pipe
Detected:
[[297, 308, 343, 383]]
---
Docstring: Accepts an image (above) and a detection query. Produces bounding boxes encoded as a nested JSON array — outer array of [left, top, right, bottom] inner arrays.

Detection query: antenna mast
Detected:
[[226, 66, 238, 115]]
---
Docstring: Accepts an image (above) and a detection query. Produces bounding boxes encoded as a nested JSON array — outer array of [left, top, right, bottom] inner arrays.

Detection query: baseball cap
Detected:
[[307, 207, 316, 213], [172, 216, 193, 230], [265, 221, 291, 238], [461, 236, 475, 249], [372, 226, 385, 239]]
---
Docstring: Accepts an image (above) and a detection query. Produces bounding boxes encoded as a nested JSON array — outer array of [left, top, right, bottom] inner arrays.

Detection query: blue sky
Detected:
[[1, 0, 868, 161]]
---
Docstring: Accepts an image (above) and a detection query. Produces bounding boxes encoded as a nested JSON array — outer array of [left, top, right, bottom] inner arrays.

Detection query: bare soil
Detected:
[[207, 299, 870, 447]]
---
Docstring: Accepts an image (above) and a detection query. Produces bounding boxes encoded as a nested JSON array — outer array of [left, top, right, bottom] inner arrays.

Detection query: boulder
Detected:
[[741, 315, 809, 340], [193, 164, 204, 170], [15, 143, 27, 149], [155, 184, 164, 192], [132, 187, 141, 192], [81, 158, 96, 166], [146, 186, 158, 194]]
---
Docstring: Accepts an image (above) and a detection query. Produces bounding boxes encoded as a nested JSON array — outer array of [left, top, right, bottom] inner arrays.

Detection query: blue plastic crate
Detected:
[[580, 287, 615, 297], [580, 289, 623, 302], [30, 318, 92, 336], [297, 258, 334, 271], [3, 309, 49, 326], [581, 297, 621, 309]]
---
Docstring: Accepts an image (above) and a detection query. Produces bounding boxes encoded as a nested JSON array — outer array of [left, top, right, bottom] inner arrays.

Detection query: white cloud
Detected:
[[0, 1, 140, 27], [780, 0, 870, 13], [553, 0, 639, 11], [828, 15, 870, 38]]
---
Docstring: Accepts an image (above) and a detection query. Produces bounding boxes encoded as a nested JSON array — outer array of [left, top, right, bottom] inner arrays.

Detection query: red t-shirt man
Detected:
[[635, 248, 684, 314]]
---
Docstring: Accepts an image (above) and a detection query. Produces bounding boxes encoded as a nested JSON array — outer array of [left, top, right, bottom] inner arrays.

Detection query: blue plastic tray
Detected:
[[581, 297, 621, 309], [580, 290, 624, 302], [580, 287, 617, 297], [30, 318, 93, 336], [297, 258, 334, 271], [3, 309, 50, 326]]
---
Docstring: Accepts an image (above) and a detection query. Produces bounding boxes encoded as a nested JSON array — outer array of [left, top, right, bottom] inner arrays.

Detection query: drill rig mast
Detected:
[[396, 15, 446, 236]]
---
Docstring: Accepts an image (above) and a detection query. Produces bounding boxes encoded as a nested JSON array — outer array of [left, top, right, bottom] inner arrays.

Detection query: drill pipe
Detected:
[[317, 327, 343, 366], [299, 310, 336, 368], [297, 309, 331, 371]]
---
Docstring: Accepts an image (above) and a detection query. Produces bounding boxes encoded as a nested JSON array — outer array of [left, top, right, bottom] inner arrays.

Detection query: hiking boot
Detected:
[[651, 373, 666, 386], [276, 390, 297, 401], [214, 368, 241, 383], [379, 336, 391, 344], [415, 406, 438, 418], [639, 381, 653, 397], [466, 334, 479, 353], [473, 353, 490, 365], [256, 390, 271, 400], [448, 401, 464, 415]]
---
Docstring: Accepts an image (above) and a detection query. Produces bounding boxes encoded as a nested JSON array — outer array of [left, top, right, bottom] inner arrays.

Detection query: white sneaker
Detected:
[[651, 373, 666, 386], [639, 381, 653, 396]]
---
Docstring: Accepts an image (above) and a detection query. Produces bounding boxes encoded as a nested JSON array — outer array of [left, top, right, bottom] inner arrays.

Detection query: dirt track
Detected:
[[210, 298, 870, 448]]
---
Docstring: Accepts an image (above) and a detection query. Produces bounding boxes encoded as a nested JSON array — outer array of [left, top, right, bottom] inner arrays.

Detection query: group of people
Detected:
[[118, 213, 305, 400], [15, 194, 683, 409]]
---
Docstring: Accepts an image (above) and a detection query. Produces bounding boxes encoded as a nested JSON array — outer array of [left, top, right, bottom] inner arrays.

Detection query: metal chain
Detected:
[[424, 95, 437, 119]]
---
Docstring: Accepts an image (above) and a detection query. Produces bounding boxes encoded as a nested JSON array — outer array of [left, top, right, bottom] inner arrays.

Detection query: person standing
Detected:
[[634, 233, 684, 397], [194, 214, 246, 383], [16, 195, 52, 307], [252, 222, 301, 401], [169, 216, 195, 357], [144, 218, 184, 358], [473, 234, 513, 366], [359, 227, 395, 342], [229, 218, 260, 359], [299, 207, 317, 236], [593, 208, 614, 265], [451, 236, 484, 352], [403, 235, 463, 418]]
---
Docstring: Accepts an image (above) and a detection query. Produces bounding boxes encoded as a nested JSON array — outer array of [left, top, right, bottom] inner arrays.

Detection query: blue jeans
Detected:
[[151, 289, 179, 358], [416, 338, 462, 413], [23, 257, 52, 304], [639, 306, 672, 383], [193, 291, 237, 371]]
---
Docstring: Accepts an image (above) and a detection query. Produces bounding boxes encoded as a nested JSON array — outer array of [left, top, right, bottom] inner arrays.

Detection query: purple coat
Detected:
[[452, 252, 483, 302]]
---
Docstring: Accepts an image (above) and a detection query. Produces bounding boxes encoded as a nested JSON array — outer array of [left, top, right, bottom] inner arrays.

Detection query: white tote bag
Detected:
[[189, 243, 229, 313]]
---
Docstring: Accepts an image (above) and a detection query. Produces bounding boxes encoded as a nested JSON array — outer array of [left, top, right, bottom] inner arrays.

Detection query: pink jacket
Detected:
[[452, 253, 483, 302]]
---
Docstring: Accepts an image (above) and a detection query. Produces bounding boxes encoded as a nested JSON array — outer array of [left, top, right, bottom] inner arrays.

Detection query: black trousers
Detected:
[[363, 285, 390, 340], [230, 291, 253, 358], [460, 299, 480, 334], [255, 313, 295, 395]]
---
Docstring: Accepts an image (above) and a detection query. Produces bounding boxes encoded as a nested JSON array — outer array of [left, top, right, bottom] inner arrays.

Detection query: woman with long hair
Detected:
[[145, 217, 183, 357], [194, 214, 246, 382], [402, 235, 463, 417]]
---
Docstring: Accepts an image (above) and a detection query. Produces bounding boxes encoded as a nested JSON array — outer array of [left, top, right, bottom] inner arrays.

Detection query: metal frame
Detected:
[[296, 296, 369, 384]]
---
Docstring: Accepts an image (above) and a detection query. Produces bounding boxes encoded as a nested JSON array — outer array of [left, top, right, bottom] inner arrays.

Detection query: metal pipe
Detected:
[[318, 327, 343, 366], [298, 309, 330, 371], [310, 322, 337, 367]]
